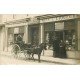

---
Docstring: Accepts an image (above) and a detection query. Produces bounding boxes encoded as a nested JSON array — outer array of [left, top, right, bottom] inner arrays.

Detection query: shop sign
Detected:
[[40, 15, 76, 23], [14, 27, 19, 34], [55, 22, 64, 30], [29, 18, 39, 24], [6, 22, 27, 27]]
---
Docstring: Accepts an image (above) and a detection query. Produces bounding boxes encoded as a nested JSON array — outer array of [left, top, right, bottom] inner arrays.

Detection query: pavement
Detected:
[[0, 50, 79, 65]]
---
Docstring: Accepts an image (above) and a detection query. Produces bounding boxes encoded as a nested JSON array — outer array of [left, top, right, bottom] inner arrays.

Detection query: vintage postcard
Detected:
[[0, 14, 80, 65]]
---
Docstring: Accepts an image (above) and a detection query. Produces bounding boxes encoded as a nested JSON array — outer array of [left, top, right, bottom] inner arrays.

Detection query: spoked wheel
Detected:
[[11, 44, 21, 58], [24, 49, 31, 60], [24, 50, 28, 60]]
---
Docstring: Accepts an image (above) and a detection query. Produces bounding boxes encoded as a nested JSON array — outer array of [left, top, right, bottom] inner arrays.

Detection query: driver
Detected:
[[16, 35, 22, 42]]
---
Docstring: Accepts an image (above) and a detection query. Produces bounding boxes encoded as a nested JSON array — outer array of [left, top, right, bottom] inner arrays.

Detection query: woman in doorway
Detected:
[[59, 40, 67, 58]]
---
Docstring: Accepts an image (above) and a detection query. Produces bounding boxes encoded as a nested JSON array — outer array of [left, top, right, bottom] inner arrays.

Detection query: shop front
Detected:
[[54, 20, 76, 51], [41, 19, 77, 59], [3, 14, 80, 59]]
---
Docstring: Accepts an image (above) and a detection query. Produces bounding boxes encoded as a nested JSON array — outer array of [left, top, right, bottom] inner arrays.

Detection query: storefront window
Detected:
[[44, 23, 54, 49], [44, 31, 54, 50], [65, 30, 76, 51], [8, 27, 24, 45], [8, 34, 13, 45], [8, 28, 14, 45]]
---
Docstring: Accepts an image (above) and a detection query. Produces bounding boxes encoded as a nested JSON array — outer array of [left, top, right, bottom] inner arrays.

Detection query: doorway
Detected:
[[55, 31, 64, 41], [30, 27, 39, 45]]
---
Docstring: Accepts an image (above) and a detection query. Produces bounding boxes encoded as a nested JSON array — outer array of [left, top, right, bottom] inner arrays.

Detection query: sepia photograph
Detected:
[[1, 1, 80, 80], [0, 14, 80, 65]]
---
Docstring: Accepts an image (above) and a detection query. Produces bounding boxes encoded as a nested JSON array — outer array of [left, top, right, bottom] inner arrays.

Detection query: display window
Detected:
[[8, 27, 24, 45], [65, 30, 76, 50]]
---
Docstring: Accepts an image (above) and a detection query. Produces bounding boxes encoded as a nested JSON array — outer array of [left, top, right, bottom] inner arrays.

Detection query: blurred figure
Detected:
[[16, 34, 22, 43], [52, 37, 60, 57], [59, 40, 67, 58]]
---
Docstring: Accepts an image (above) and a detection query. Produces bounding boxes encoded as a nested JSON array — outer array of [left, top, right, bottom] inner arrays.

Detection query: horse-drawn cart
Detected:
[[11, 35, 45, 62], [11, 40, 45, 62]]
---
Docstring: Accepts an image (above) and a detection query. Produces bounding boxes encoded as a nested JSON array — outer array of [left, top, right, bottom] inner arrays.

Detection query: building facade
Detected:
[[0, 24, 5, 51], [3, 14, 80, 51], [0, 14, 80, 58]]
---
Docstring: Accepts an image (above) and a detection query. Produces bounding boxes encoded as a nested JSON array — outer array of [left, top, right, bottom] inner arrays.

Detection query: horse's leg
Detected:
[[43, 49, 44, 56], [26, 50, 30, 60], [14, 51, 18, 58], [29, 53, 31, 60], [24, 52, 27, 60], [23, 50, 27, 60], [27, 53, 31, 60], [32, 53, 35, 61], [38, 53, 41, 62], [32, 53, 33, 59]]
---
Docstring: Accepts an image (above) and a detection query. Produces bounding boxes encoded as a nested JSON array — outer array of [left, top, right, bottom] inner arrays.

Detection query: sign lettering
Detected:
[[40, 15, 77, 23]]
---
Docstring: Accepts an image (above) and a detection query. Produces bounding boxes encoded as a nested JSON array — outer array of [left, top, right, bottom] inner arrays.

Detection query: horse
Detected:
[[26, 43, 44, 62]]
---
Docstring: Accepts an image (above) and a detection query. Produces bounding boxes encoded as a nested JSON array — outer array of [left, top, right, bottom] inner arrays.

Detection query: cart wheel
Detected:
[[24, 50, 28, 60], [11, 44, 21, 58], [24, 50, 31, 60]]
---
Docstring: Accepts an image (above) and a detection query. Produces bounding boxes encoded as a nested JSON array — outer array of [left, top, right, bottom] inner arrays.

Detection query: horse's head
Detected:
[[39, 43, 44, 50], [26, 43, 32, 48]]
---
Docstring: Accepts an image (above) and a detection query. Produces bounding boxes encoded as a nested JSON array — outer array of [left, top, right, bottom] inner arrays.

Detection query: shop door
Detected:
[[55, 31, 64, 41], [31, 27, 39, 45]]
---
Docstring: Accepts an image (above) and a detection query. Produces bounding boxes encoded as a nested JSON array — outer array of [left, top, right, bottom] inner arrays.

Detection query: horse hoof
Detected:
[[38, 61, 41, 63]]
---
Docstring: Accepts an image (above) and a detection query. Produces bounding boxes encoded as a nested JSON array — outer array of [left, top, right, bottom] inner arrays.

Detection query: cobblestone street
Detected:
[[0, 52, 60, 65], [0, 50, 78, 65]]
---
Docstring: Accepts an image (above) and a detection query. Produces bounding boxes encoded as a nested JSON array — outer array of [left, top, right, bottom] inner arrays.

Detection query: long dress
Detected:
[[59, 42, 67, 58], [53, 39, 60, 57]]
